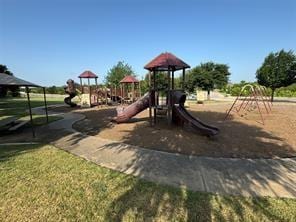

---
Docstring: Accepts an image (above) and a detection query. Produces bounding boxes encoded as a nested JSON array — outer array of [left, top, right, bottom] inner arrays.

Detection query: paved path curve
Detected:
[[33, 106, 296, 198]]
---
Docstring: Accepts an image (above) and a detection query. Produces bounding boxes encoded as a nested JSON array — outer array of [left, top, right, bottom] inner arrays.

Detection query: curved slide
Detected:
[[64, 93, 77, 107], [114, 93, 150, 123], [173, 104, 219, 136]]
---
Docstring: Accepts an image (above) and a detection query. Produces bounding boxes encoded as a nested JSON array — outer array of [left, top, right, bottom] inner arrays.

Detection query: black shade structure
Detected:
[[0, 73, 49, 137]]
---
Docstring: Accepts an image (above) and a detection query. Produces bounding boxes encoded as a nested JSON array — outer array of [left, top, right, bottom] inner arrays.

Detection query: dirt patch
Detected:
[[68, 102, 296, 159]]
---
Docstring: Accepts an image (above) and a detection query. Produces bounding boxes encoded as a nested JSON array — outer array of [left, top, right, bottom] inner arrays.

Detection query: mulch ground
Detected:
[[53, 102, 296, 159]]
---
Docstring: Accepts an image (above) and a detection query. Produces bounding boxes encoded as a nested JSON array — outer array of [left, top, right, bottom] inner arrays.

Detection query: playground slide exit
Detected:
[[113, 91, 219, 136]]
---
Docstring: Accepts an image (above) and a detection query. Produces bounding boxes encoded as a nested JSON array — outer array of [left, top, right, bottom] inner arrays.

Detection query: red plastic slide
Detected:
[[114, 93, 150, 123]]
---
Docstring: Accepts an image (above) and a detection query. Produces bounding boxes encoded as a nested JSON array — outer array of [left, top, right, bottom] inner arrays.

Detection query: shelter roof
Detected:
[[0, 73, 41, 87]]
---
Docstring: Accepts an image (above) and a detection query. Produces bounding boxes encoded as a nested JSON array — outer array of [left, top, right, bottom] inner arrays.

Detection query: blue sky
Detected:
[[1, 0, 295, 86]]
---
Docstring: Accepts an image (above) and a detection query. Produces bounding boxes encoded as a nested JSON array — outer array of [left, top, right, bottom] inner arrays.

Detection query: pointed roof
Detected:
[[120, 75, 139, 83], [0, 73, 40, 87], [78, 70, 98, 78], [144, 52, 190, 71]]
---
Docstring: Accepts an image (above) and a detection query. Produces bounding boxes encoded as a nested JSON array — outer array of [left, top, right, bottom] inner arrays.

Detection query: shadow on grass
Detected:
[[0, 115, 63, 138], [104, 179, 214, 221], [0, 144, 43, 163], [0, 113, 296, 221], [105, 183, 294, 221], [1, 105, 296, 221], [2, 145, 293, 221], [60, 107, 295, 220], [0, 118, 295, 221]]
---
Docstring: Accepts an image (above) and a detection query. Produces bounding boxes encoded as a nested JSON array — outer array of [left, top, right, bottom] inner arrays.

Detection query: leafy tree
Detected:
[[0, 64, 19, 97], [213, 64, 231, 89], [256, 50, 296, 101], [173, 76, 182, 89], [29, 87, 43, 94], [105, 61, 135, 87], [140, 71, 170, 96], [275, 83, 296, 97], [30, 85, 66, 94], [0, 64, 13, 75], [47, 86, 58, 94], [223, 81, 256, 96], [46, 86, 65, 94], [183, 70, 195, 93], [152, 71, 169, 92], [140, 76, 149, 95], [185, 62, 231, 99]]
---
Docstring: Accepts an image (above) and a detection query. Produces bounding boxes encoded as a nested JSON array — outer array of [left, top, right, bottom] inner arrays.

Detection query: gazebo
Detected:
[[119, 75, 141, 102], [78, 70, 98, 106], [144, 52, 190, 125], [0, 73, 49, 137]]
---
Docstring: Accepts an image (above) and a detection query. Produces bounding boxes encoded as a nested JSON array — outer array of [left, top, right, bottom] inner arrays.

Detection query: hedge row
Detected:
[[222, 82, 296, 97]]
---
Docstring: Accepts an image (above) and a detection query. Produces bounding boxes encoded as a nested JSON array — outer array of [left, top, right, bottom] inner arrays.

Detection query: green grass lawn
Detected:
[[0, 96, 64, 124], [1, 144, 295, 222]]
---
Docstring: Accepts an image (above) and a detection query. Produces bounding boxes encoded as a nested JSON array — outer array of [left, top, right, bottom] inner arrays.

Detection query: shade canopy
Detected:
[[0, 73, 40, 87], [120, 75, 139, 83], [0, 73, 48, 138], [144, 52, 190, 71], [78, 70, 98, 79]]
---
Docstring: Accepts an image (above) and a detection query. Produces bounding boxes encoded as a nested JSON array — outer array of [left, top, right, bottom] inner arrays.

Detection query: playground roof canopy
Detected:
[[120, 75, 139, 83], [78, 70, 98, 79], [0, 73, 40, 87], [144, 52, 190, 71]]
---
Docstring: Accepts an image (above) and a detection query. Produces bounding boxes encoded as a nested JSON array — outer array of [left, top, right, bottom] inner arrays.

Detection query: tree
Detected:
[[47, 86, 59, 94], [0, 64, 18, 97], [256, 50, 296, 102], [152, 71, 169, 92], [223, 81, 255, 96], [185, 62, 231, 99], [30, 85, 66, 94], [213, 64, 231, 89], [140, 71, 170, 96], [139, 78, 148, 95], [105, 61, 135, 87], [0, 64, 13, 75]]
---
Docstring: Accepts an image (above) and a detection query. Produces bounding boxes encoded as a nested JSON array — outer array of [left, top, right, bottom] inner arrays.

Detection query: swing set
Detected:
[[225, 84, 272, 124]]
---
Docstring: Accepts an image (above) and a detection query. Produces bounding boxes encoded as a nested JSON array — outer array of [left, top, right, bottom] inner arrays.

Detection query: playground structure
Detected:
[[64, 79, 77, 107], [64, 70, 125, 108], [106, 76, 141, 104], [114, 52, 219, 136], [119, 75, 141, 103], [78, 70, 101, 107], [225, 84, 272, 124]]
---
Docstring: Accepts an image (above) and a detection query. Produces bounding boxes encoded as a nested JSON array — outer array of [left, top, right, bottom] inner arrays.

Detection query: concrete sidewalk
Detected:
[[34, 106, 296, 198]]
